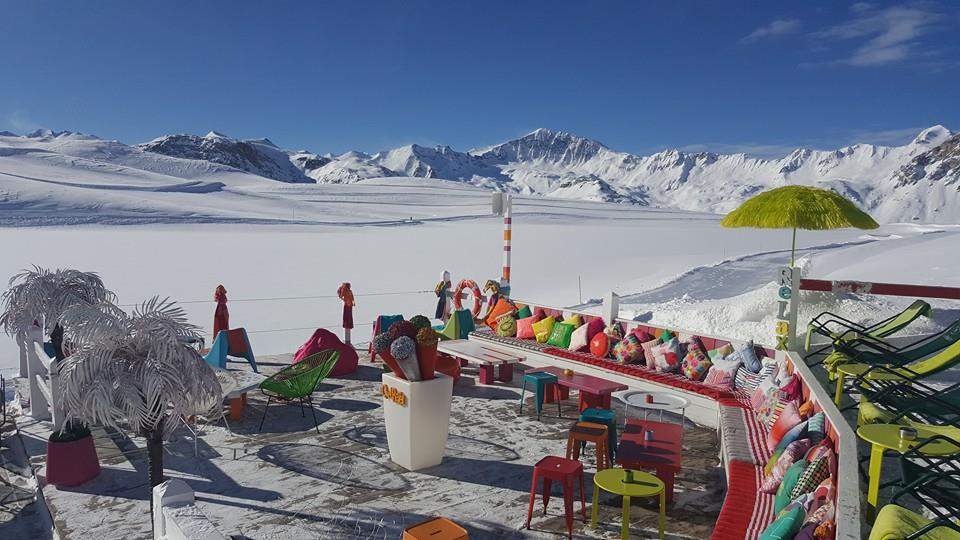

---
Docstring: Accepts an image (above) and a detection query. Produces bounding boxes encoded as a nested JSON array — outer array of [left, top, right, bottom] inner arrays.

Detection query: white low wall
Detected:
[[152, 479, 226, 540]]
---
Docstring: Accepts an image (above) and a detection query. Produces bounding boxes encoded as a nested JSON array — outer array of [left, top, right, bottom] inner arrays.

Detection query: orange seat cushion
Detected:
[[485, 298, 516, 329]]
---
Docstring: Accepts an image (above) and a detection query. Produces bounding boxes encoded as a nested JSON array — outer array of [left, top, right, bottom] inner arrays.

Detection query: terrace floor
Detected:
[[9, 353, 725, 539]]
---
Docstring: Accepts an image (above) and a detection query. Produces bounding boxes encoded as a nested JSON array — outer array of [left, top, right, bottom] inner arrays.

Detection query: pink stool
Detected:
[[526, 456, 586, 538]]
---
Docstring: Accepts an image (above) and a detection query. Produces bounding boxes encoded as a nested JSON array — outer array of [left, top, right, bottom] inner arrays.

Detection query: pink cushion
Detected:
[[768, 401, 803, 451], [641, 339, 660, 367], [585, 317, 605, 341], [652, 338, 683, 372], [516, 316, 536, 339]]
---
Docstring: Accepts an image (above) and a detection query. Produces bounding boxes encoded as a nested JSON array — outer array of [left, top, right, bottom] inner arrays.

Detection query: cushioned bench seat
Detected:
[[467, 329, 779, 538], [468, 330, 735, 400]]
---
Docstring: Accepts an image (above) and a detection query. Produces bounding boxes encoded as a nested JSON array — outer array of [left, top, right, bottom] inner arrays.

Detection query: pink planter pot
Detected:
[[46, 435, 101, 487]]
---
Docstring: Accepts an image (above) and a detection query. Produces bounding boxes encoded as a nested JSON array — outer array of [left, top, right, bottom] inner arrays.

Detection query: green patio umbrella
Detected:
[[721, 185, 879, 265]]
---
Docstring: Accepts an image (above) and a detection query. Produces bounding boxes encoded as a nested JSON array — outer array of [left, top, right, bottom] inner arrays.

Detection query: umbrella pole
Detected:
[[790, 227, 797, 266]]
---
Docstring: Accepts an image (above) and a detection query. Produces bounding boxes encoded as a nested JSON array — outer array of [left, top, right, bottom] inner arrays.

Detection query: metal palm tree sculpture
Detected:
[[58, 297, 223, 493], [0, 266, 115, 361]]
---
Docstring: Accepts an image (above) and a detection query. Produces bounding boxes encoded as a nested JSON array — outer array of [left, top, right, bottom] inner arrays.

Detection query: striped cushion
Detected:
[[735, 363, 776, 392]]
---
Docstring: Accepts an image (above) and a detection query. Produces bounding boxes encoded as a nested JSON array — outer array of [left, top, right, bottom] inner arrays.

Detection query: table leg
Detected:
[[621, 495, 630, 540], [834, 371, 845, 406], [544, 383, 556, 404], [497, 363, 514, 382], [580, 391, 607, 411], [479, 365, 495, 384], [591, 483, 600, 527], [241, 392, 247, 406], [866, 443, 883, 521], [229, 396, 243, 421], [658, 491, 665, 539], [661, 469, 675, 504]]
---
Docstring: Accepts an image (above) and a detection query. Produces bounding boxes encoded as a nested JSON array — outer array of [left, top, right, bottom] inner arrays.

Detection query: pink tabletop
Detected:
[[533, 366, 628, 395]]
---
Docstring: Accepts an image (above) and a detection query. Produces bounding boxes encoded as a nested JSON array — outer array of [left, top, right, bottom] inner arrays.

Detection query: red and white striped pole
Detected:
[[501, 194, 512, 296]]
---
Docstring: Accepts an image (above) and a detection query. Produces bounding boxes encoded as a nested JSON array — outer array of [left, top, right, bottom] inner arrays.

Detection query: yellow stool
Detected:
[[591, 467, 665, 539]]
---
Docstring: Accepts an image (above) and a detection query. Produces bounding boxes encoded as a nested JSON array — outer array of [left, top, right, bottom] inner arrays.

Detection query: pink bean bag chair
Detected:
[[293, 328, 359, 377]]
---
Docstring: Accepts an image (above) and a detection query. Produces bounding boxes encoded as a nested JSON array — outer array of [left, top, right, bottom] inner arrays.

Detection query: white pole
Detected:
[[501, 195, 512, 295]]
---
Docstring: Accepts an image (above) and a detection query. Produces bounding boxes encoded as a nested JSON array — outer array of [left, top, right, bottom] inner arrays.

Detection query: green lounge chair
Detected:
[[833, 336, 960, 405], [805, 299, 931, 363], [855, 382, 960, 429], [822, 318, 960, 378], [258, 349, 340, 433], [869, 471, 960, 540]]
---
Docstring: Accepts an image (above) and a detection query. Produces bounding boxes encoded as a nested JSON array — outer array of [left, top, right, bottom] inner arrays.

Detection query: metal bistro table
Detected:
[[621, 391, 689, 436]]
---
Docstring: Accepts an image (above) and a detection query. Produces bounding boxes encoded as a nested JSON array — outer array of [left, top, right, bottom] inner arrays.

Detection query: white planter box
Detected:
[[381, 372, 453, 471]]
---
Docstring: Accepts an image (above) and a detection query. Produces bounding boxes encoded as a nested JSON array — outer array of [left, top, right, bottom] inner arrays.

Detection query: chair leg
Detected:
[[299, 397, 306, 417], [307, 396, 320, 434], [258, 396, 272, 432], [526, 471, 538, 529], [519, 381, 526, 415], [542, 478, 552, 513]]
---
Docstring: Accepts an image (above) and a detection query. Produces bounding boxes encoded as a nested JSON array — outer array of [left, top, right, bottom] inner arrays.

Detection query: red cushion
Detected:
[[589, 332, 610, 357], [767, 401, 802, 451], [585, 317, 605, 340]]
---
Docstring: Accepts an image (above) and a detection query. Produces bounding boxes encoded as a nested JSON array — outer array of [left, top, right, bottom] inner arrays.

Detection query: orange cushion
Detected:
[[485, 298, 516, 329], [768, 401, 803, 452]]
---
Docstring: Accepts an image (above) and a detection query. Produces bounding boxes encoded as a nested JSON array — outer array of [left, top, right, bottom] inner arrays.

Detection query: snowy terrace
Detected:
[[10, 350, 726, 539]]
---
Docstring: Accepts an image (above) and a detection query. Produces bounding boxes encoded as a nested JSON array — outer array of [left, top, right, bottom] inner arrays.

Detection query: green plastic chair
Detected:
[[869, 472, 960, 540], [835, 337, 960, 404], [258, 349, 340, 433]]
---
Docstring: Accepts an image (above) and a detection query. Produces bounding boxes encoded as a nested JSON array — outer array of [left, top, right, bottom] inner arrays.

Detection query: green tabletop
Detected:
[[857, 424, 960, 455], [593, 468, 664, 497]]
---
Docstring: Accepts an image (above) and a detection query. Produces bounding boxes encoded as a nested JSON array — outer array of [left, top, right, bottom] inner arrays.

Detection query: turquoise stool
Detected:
[[579, 408, 616, 461], [520, 372, 561, 420]]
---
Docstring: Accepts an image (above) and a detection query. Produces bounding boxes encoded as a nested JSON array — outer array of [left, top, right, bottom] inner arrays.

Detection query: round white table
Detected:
[[621, 390, 690, 431]]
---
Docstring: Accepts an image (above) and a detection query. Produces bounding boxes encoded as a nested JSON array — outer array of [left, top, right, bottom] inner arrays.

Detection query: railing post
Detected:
[[603, 291, 619, 324], [48, 358, 65, 432]]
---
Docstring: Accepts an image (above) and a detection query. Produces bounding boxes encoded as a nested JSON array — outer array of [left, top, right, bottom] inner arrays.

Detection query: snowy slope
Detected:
[[2, 125, 959, 224]]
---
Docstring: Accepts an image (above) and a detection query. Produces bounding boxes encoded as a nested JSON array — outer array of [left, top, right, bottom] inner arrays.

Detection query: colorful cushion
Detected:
[[761, 438, 812, 493], [589, 332, 610, 358], [775, 460, 807, 514], [708, 343, 734, 360], [612, 333, 644, 364], [750, 371, 780, 410], [764, 449, 783, 476], [568, 322, 590, 351], [798, 399, 815, 418], [532, 317, 555, 343], [659, 329, 674, 343], [704, 353, 742, 388], [792, 523, 818, 540], [516, 316, 536, 339], [807, 412, 826, 444], [768, 401, 803, 451], [641, 339, 660, 367], [790, 456, 831, 500], [652, 338, 683, 372], [735, 362, 776, 392], [728, 340, 762, 373], [562, 314, 583, 329], [485, 298, 516, 329], [774, 420, 809, 453], [495, 315, 517, 337], [515, 305, 532, 319], [755, 393, 784, 427], [681, 343, 712, 381], [759, 505, 805, 540], [546, 322, 574, 348], [585, 317, 605, 340], [631, 328, 654, 343]]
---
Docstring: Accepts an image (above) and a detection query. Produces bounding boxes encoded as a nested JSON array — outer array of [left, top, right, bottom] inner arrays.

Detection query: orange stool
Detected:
[[526, 456, 586, 539], [566, 421, 611, 470], [403, 516, 468, 540]]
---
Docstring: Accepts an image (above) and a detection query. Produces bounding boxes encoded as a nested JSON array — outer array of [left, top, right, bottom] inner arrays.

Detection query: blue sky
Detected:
[[1, 1, 957, 157]]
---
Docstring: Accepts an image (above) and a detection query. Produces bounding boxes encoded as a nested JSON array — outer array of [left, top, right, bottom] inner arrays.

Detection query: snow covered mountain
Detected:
[[2, 125, 959, 223], [136, 131, 312, 183]]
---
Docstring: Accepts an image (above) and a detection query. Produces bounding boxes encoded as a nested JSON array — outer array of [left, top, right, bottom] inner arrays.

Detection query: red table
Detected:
[[531, 366, 628, 412], [616, 419, 682, 503]]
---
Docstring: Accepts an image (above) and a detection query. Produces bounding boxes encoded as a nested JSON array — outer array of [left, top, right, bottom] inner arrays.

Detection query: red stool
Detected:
[[526, 456, 586, 538]]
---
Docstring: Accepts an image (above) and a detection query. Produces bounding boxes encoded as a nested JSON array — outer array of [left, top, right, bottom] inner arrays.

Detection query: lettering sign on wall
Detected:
[[381, 384, 407, 406]]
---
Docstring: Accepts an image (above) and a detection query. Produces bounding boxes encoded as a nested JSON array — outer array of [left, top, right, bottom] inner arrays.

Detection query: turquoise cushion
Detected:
[[379, 314, 403, 333], [515, 305, 532, 319], [759, 505, 805, 540], [774, 461, 806, 514]]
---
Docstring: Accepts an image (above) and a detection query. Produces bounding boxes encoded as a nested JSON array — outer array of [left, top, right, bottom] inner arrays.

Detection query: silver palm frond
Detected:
[[0, 266, 115, 337], [59, 296, 221, 440]]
